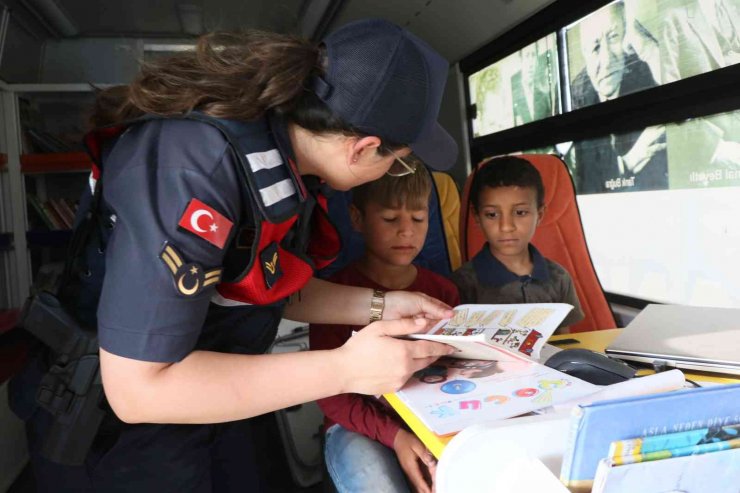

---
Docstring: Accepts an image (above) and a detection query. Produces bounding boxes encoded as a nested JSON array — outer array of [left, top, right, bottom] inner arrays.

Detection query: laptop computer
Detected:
[[605, 304, 740, 376]]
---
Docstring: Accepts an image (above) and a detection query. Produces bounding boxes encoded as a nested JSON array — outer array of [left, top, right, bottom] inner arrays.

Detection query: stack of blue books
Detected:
[[559, 383, 740, 493]]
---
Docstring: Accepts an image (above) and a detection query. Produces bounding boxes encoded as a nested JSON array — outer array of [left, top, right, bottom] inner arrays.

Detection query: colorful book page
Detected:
[[413, 303, 574, 361], [396, 356, 597, 435]]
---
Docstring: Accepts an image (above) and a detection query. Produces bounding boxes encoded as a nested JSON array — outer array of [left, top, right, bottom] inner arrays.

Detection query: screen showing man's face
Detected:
[[580, 4, 626, 100]]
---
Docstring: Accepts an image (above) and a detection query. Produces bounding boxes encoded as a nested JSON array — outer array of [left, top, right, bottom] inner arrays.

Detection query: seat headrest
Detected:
[[521, 154, 573, 226]]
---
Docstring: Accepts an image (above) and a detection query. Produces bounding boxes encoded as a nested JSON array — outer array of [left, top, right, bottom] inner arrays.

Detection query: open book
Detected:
[[394, 303, 597, 435], [410, 302, 574, 362]]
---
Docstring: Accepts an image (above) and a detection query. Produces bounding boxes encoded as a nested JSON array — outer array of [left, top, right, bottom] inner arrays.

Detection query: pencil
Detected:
[[610, 437, 740, 466]]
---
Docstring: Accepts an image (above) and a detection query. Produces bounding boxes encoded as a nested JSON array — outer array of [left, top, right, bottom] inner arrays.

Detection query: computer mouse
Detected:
[[544, 348, 637, 385]]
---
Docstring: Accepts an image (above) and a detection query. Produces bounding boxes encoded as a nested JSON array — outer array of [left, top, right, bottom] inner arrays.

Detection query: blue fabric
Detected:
[[25, 408, 262, 493], [209, 113, 304, 222], [324, 424, 410, 493], [96, 117, 287, 363], [472, 243, 550, 287], [16, 114, 292, 492], [97, 119, 242, 362], [318, 19, 457, 170], [319, 167, 451, 279]]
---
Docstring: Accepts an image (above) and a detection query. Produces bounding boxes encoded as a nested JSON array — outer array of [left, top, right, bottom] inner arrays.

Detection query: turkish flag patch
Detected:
[[178, 198, 233, 249]]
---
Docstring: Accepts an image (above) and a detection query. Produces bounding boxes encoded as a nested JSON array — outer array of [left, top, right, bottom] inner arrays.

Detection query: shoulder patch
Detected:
[[178, 198, 233, 249], [160, 242, 222, 297], [260, 242, 283, 289]]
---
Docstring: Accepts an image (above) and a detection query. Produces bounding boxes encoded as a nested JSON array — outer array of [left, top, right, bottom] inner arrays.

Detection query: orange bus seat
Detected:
[[459, 154, 617, 333]]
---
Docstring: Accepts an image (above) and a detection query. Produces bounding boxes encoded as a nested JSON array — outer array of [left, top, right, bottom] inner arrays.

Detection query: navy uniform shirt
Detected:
[[451, 244, 584, 329], [95, 118, 280, 363]]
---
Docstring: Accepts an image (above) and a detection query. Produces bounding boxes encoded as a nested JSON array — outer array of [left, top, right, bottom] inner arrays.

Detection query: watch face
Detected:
[[370, 304, 383, 321], [370, 290, 384, 322]]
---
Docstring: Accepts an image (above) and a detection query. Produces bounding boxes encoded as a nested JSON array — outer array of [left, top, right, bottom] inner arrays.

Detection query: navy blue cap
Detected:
[[315, 18, 458, 170]]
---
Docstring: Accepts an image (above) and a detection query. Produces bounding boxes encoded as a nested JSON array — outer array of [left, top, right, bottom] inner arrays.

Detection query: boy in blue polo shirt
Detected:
[[451, 156, 583, 332]]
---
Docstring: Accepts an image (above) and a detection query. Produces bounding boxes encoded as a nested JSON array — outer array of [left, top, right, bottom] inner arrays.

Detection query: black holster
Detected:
[[19, 292, 106, 466]]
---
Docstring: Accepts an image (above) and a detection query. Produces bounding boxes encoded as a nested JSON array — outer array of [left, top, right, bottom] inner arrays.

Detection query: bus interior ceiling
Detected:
[[0, 0, 555, 181]]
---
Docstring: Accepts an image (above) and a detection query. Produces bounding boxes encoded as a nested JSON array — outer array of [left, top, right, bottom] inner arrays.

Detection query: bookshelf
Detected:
[[0, 84, 94, 309]]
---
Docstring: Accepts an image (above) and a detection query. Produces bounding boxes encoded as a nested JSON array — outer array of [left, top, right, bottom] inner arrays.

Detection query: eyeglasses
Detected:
[[385, 148, 417, 177]]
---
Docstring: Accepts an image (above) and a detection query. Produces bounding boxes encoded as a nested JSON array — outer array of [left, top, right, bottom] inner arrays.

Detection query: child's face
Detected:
[[352, 202, 429, 267], [475, 185, 543, 260]]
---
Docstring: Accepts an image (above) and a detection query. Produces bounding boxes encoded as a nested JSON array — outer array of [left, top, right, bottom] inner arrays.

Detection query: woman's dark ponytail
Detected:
[[90, 31, 322, 126]]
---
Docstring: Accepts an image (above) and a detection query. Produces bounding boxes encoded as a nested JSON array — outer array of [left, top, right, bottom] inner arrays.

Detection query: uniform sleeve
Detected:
[[97, 120, 242, 362]]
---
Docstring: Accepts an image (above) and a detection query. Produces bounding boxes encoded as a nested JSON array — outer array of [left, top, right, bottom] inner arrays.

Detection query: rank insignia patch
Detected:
[[159, 242, 222, 297], [260, 242, 282, 289]]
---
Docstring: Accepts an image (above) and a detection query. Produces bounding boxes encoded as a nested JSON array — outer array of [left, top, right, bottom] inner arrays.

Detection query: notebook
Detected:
[[605, 304, 740, 376]]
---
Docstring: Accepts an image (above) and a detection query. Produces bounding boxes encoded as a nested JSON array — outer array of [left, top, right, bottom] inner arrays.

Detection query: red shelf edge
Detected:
[[21, 152, 92, 174]]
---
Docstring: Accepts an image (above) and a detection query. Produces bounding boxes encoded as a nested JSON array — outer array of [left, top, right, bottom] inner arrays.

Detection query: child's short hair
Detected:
[[470, 156, 545, 212], [352, 156, 432, 211]]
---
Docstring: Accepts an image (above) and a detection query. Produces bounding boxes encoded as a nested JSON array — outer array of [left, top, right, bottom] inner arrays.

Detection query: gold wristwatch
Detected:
[[369, 289, 385, 323]]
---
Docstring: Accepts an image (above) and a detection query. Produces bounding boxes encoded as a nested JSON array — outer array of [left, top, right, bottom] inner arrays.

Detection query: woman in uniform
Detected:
[[17, 18, 458, 492]]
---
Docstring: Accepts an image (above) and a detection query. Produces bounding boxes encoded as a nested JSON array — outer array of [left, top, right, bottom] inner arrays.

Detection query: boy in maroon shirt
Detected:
[[310, 162, 459, 493]]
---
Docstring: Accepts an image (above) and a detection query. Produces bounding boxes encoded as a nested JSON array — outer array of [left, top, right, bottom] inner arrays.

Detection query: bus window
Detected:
[[469, 34, 560, 137]]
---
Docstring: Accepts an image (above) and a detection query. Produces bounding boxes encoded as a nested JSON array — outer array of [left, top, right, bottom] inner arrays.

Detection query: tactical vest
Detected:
[[82, 113, 341, 309], [10, 113, 341, 467]]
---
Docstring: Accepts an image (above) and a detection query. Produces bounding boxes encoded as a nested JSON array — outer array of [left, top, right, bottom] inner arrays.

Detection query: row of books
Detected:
[[27, 194, 78, 230], [561, 383, 740, 493]]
